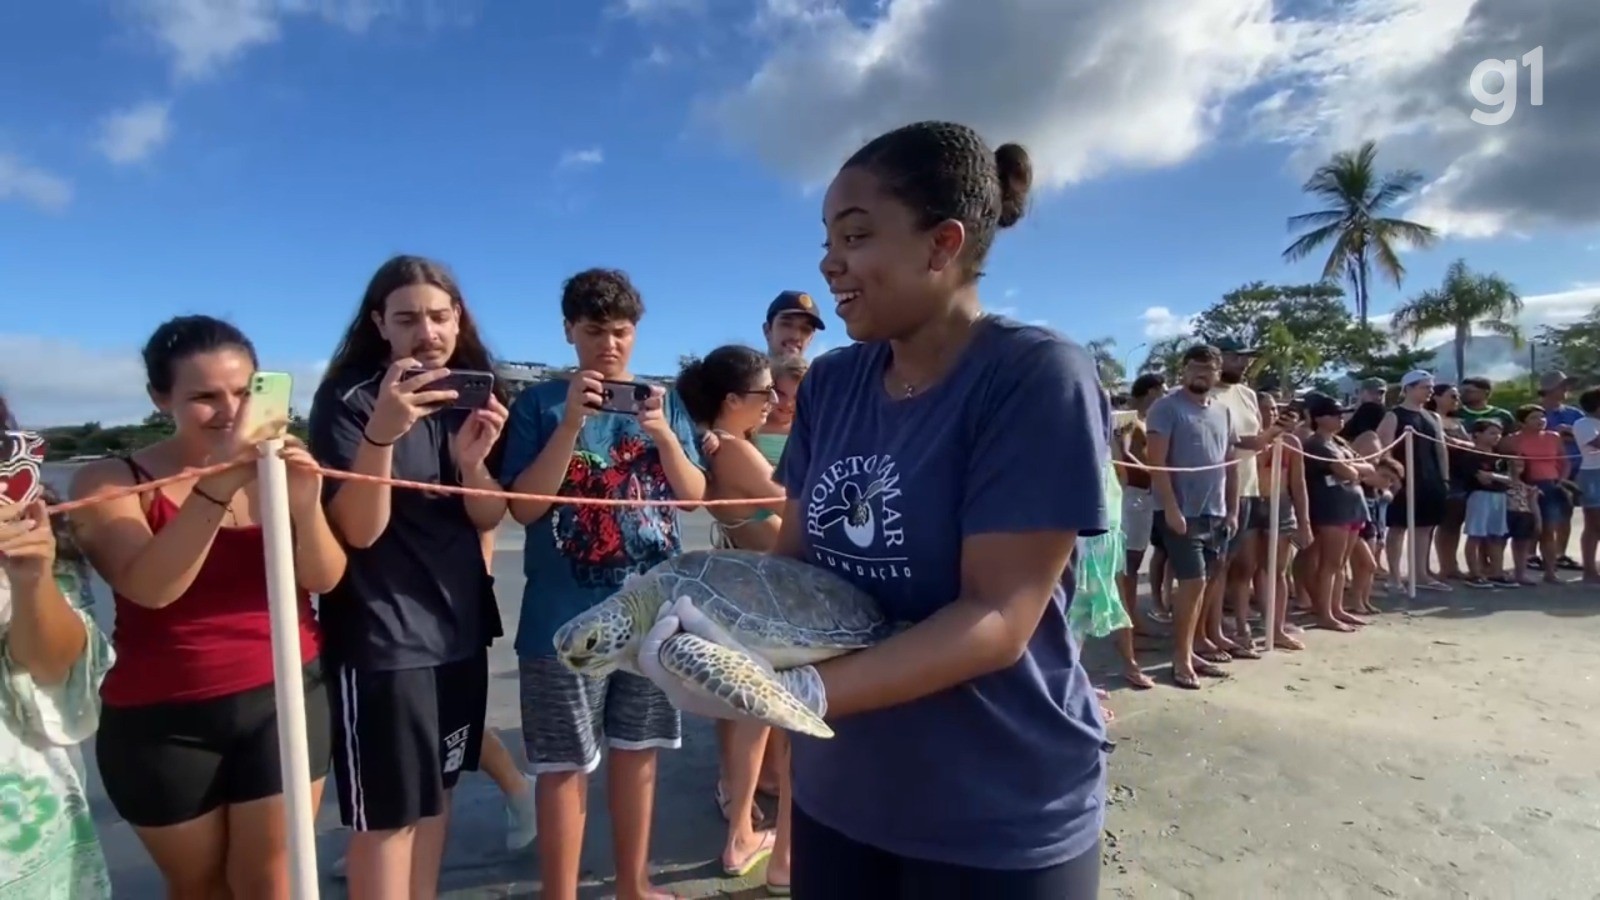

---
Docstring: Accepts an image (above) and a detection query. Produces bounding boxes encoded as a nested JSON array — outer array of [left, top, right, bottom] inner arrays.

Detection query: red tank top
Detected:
[[101, 463, 321, 707]]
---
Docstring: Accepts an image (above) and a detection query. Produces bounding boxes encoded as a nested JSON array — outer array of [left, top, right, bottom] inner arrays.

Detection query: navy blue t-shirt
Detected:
[[776, 316, 1111, 870]]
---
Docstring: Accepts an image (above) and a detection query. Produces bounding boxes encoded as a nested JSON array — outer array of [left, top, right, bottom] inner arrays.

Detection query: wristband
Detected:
[[362, 431, 397, 448]]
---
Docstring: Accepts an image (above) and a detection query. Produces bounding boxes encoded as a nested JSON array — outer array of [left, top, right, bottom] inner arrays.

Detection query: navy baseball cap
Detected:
[[765, 290, 825, 330]]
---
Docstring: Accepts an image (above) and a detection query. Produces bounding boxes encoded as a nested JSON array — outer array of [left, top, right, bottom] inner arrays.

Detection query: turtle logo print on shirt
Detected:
[[806, 454, 909, 581]]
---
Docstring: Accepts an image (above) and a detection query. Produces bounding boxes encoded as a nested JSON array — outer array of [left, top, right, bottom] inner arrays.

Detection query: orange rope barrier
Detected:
[[40, 431, 1416, 516]]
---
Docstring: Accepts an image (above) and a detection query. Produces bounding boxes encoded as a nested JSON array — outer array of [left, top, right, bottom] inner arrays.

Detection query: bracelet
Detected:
[[362, 430, 396, 448], [192, 487, 229, 509]]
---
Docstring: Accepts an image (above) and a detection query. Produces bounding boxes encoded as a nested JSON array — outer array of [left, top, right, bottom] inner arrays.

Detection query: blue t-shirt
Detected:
[[1544, 404, 1584, 471], [777, 317, 1111, 870], [498, 379, 705, 658]]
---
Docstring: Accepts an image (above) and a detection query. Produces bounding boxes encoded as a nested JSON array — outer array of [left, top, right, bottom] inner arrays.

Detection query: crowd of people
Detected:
[[1088, 346, 1600, 710], [1, 121, 1115, 899]]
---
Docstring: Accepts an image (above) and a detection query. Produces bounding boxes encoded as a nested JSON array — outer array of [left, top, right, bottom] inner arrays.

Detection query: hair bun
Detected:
[[994, 143, 1032, 229]]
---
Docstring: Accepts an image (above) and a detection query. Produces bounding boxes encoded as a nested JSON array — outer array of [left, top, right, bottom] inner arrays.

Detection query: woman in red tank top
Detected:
[[68, 316, 347, 897]]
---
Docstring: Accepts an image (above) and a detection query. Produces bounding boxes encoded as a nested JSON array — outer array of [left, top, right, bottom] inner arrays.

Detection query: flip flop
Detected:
[[716, 782, 775, 832], [1194, 661, 1230, 679], [1172, 670, 1202, 690], [724, 830, 777, 877], [1197, 648, 1233, 664], [1229, 645, 1262, 660]]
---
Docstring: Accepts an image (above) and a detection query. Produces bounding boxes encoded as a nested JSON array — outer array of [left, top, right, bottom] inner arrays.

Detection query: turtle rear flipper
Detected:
[[657, 633, 834, 739]]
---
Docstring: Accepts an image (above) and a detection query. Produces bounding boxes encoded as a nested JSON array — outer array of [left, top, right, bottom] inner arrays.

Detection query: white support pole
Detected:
[[257, 439, 320, 900], [1264, 438, 1283, 651], [1404, 428, 1418, 600]]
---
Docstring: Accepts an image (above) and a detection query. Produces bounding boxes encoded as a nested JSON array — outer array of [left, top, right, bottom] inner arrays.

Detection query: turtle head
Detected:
[[553, 572, 659, 677]]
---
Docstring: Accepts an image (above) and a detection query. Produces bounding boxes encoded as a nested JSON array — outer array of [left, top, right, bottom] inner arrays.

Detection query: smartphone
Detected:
[[401, 368, 495, 410], [240, 371, 294, 442], [594, 379, 654, 416], [1, 430, 46, 507]]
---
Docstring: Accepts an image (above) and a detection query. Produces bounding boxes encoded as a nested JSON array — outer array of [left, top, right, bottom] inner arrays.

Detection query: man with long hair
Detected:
[[309, 255, 516, 898]]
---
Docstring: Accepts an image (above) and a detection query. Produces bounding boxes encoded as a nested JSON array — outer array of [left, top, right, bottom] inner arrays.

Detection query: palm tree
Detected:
[[1389, 259, 1523, 382], [1283, 140, 1438, 326], [1084, 337, 1125, 388], [1141, 336, 1196, 378]]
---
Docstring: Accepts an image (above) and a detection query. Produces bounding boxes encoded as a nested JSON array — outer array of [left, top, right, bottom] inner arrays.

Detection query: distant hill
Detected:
[[1329, 335, 1560, 398]]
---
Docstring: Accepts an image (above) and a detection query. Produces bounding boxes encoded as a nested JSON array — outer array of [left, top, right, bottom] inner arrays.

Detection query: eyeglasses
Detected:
[[744, 387, 778, 402]]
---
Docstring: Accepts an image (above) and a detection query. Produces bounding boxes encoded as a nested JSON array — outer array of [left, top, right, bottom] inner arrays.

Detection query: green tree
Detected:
[[1188, 281, 1376, 388], [1282, 140, 1438, 326], [1084, 337, 1125, 388], [1140, 335, 1197, 379], [1389, 258, 1523, 382], [1540, 306, 1600, 382]]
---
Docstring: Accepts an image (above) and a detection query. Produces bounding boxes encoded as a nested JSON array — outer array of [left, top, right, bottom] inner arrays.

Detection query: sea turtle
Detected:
[[552, 549, 893, 739]]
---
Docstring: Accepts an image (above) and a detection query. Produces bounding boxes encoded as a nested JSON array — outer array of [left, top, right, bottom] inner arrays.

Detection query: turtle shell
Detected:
[[652, 549, 892, 657]]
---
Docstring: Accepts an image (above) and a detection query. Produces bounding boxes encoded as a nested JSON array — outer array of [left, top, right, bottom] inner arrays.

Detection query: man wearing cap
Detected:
[[1357, 377, 1388, 407], [1208, 338, 1283, 659], [763, 290, 825, 359], [1534, 371, 1583, 571], [1377, 370, 1453, 591]]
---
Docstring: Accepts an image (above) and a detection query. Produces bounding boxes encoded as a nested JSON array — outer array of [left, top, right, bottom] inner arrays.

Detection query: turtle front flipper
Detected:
[[657, 633, 834, 739]]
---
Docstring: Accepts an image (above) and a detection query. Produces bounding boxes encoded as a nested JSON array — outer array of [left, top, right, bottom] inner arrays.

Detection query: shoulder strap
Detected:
[[121, 455, 154, 484]]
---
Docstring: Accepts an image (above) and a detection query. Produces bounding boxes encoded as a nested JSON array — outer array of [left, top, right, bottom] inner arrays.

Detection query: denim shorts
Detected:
[[1578, 469, 1600, 509], [1157, 514, 1228, 581], [1463, 491, 1508, 539], [1531, 480, 1573, 525]]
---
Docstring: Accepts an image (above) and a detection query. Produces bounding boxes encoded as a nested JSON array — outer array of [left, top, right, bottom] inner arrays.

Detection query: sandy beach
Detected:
[[82, 512, 1600, 898]]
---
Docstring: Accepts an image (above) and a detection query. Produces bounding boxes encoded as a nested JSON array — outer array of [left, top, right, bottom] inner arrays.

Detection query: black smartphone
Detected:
[[402, 368, 495, 410], [593, 379, 654, 416]]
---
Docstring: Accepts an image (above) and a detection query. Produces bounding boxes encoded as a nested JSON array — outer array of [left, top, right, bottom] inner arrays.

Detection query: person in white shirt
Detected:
[[1208, 339, 1281, 659], [1569, 387, 1600, 582]]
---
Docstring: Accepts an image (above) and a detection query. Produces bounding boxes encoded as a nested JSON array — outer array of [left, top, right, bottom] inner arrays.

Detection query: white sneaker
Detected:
[[505, 785, 537, 851]]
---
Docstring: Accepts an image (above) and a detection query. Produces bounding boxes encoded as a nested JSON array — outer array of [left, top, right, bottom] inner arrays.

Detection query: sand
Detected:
[[89, 515, 1600, 898]]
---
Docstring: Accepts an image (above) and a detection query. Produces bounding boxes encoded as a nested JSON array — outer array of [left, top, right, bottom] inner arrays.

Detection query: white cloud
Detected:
[[610, 0, 704, 18], [702, 0, 1282, 190], [0, 155, 72, 212], [96, 101, 173, 165], [126, 0, 469, 80], [698, 0, 1596, 238], [1254, 0, 1599, 238], [1140, 306, 1196, 339], [0, 334, 324, 428], [558, 147, 605, 169]]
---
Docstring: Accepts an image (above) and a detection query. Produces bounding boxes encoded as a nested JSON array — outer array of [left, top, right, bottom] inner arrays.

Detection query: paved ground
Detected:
[[86, 513, 1600, 898]]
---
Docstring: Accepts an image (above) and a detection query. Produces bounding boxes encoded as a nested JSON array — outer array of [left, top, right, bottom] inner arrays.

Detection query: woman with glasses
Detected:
[[676, 344, 794, 891]]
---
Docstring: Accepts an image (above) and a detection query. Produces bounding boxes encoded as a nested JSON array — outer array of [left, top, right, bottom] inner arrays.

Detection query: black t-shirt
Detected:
[[308, 370, 504, 671], [1303, 433, 1366, 526], [1456, 449, 1508, 494]]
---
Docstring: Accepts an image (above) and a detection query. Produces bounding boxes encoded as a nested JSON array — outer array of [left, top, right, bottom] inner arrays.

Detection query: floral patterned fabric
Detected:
[[1069, 460, 1133, 641], [1, 562, 114, 899]]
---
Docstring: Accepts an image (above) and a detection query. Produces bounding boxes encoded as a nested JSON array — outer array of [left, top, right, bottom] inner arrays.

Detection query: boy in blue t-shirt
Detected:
[[498, 268, 705, 900]]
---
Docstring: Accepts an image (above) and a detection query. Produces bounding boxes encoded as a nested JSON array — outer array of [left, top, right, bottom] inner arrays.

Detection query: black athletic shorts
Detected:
[[329, 651, 489, 832], [97, 659, 332, 828], [790, 803, 1101, 899]]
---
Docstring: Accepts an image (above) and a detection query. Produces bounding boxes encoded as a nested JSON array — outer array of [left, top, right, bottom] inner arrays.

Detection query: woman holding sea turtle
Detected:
[[638, 121, 1110, 897]]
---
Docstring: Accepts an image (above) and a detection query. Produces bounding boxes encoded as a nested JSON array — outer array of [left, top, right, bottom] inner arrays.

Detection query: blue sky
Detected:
[[2, 0, 1596, 426]]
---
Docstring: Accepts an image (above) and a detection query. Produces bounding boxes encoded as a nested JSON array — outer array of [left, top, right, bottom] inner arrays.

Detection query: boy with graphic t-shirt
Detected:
[[498, 268, 706, 900]]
